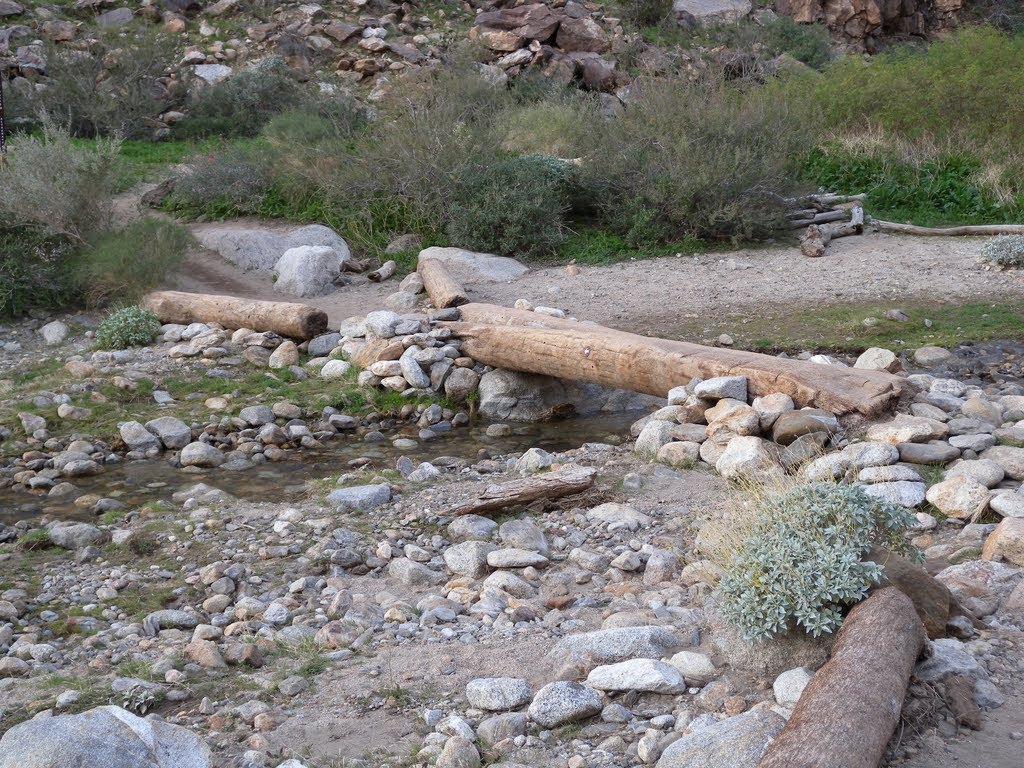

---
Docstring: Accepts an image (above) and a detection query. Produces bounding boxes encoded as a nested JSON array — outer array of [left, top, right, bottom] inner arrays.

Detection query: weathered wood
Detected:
[[418, 257, 469, 308], [367, 260, 396, 282], [449, 466, 597, 517], [874, 220, 1024, 236], [142, 290, 328, 340], [445, 304, 907, 417], [789, 210, 849, 229], [801, 207, 864, 257], [759, 588, 926, 768]]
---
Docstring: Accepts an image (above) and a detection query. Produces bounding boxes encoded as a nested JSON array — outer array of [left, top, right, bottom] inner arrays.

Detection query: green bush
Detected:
[[96, 306, 163, 349], [717, 482, 919, 641], [178, 58, 313, 139], [73, 218, 192, 308], [447, 155, 577, 260], [981, 235, 1024, 268], [0, 228, 77, 318], [24, 29, 177, 138], [167, 145, 271, 216], [583, 72, 812, 245], [805, 143, 1023, 226], [0, 123, 119, 241], [618, 0, 673, 28]]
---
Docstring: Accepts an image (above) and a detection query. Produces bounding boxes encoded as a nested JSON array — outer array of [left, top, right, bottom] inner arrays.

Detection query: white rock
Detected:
[[773, 666, 814, 707]]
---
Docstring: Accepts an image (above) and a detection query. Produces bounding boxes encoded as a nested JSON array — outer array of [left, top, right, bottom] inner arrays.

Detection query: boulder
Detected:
[[586, 659, 685, 693], [145, 416, 192, 450], [418, 247, 529, 283], [48, 523, 105, 550], [771, 408, 838, 446], [465, 678, 532, 711], [982, 518, 1024, 567], [556, 16, 610, 52], [326, 483, 391, 511], [981, 446, 1024, 481], [179, 441, 225, 468], [715, 436, 785, 483], [527, 681, 603, 728], [925, 476, 991, 520], [273, 246, 342, 297], [0, 705, 211, 768], [854, 347, 901, 372], [192, 223, 351, 273], [935, 560, 1022, 618], [546, 626, 687, 672], [655, 710, 785, 768], [119, 421, 160, 451], [40, 320, 69, 345], [478, 369, 659, 422]]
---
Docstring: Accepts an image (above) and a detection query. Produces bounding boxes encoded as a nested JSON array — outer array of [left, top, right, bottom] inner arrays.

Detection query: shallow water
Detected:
[[0, 411, 643, 523]]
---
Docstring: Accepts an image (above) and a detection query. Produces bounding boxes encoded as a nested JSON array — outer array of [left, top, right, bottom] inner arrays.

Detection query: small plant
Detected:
[[17, 529, 53, 551], [618, 0, 673, 28], [981, 235, 1024, 267], [167, 145, 271, 216], [96, 306, 162, 349], [716, 482, 919, 641]]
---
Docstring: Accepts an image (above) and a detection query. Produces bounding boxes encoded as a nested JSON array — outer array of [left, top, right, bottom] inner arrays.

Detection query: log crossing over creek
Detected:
[[445, 303, 909, 418]]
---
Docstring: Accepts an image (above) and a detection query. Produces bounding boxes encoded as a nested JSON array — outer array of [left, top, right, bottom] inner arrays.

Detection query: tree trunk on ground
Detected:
[[874, 221, 1024, 236], [418, 257, 469, 308], [758, 588, 926, 768], [142, 291, 328, 340], [449, 466, 597, 517], [445, 304, 907, 417]]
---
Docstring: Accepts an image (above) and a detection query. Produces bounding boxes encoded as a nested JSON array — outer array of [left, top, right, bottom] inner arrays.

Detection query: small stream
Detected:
[[0, 411, 643, 523]]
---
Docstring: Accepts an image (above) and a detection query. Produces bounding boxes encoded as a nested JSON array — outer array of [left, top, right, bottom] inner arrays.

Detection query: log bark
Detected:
[[142, 290, 328, 340], [758, 588, 926, 768], [367, 260, 396, 282], [801, 207, 864, 257], [789, 210, 850, 229], [449, 466, 597, 517], [874, 220, 1024, 236], [445, 304, 907, 417], [418, 257, 469, 308]]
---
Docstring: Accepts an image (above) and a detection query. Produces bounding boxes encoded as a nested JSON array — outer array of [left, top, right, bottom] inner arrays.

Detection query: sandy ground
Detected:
[[172, 224, 1024, 337]]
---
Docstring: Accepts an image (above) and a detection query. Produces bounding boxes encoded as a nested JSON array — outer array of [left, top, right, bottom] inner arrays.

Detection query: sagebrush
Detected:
[[96, 306, 163, 349], [715, 482, 919, 641], [981, 235, 1024, 267]]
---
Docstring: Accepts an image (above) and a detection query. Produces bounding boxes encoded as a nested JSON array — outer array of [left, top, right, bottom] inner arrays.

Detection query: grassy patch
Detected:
[[670, 301, 1024, 353]]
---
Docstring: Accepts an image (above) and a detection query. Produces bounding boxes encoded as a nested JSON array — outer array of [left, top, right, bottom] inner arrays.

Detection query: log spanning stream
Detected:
[[0, 411, 644, 523]]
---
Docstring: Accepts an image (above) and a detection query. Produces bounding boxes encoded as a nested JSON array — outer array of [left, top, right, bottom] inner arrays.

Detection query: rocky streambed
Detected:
[[1, 307, 1024, 768]]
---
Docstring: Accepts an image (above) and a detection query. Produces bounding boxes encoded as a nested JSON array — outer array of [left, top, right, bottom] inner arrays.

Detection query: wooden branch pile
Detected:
[[787, 194, 865, 258]]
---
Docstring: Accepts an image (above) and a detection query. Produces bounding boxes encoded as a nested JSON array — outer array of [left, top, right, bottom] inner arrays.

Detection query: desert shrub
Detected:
[[797, 27, 1024, 195], [25, 29, 177, 138], [583, 72, 812, 245], [498, 100, 593, 158], [263, 103, 367, 146], [0, 123, 119, 241], [981, 235, 1024, 268], [96, 306, 162, 349], [167, 145, 272, 216], [0, 228, 77, 318], [618, 0, 673, 28], [704, 16, 833, 69], [716, 482, 918, 641], [177, 57, 311, 138], [447, 155, 578, 259], [72, 218, 192, 308], [805, 141, 1024, 226]]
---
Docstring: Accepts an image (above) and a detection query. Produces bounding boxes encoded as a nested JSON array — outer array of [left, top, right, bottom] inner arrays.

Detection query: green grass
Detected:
[[805, 145, 1024, 226], [114, 139, 218, 190], [680, 301, 1024, 353]]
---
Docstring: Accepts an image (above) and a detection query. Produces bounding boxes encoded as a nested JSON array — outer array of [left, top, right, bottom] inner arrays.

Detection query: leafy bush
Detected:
[[73, 219, 192, 308], [0, 228, 76, 318], [447, 155, 577, 259], [96, 306, 163, 349], [618, 0, 673, 28], [717, 482, 918, 641], [167, 145, 272, 216], [805, 142, 1024, 226], [178, 58, 311, 139], [583, 72, 812, 245], [24, 29, 177, 138], [760, 16, 833, 69], [981, 235, 1024, 268], [0, 123, 119, 241]]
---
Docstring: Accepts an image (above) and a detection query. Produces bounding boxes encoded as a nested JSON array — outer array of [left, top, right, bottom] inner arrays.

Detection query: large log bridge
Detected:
[[445, 304, 908, 417]]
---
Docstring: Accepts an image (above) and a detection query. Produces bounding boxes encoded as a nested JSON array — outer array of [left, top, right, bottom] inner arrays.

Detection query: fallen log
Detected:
[[800, 207, 864, 257], [758, 588, 926, 768], [874, 220, 1024, 237], [448, 466, 597, 517], [418, 257, 469, 308], [445, 304, 907, 417], [367, 260, 396, 282], [788, 209, 849, 229], [142, 290, 328, 340]]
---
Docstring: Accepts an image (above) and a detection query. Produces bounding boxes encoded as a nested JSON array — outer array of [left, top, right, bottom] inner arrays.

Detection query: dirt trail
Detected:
[[172, 227, 1023, 336]]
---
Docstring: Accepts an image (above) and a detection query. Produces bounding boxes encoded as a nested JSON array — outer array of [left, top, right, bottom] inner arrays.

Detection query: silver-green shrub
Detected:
[[96, 306, 162, 349], [718, 482, 919, 641], [981, 235, 1024, 267]]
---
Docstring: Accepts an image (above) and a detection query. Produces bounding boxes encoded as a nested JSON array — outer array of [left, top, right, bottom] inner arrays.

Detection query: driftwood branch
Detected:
[[448, 466, 598, 517], [874, 221, 1024, 236], [800, 207, 864, 258], [789, 210, 850, 229], [445, 304, 906, 417], [759, 588, 926, 768], [367, 260, 396, 282], [142, 291, 328, 340], [418, 257, 469, 308]]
